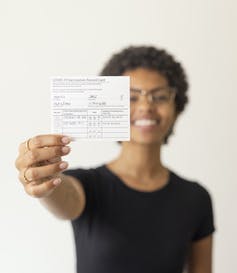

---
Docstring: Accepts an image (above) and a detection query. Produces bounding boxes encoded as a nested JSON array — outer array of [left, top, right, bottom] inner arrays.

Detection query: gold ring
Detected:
[[23, 167, 32, 184], [25, 138, 31, 151]]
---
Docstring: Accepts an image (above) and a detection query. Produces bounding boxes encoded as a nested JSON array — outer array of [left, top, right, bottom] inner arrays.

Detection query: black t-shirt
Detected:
[[64, 164, 215, 273]]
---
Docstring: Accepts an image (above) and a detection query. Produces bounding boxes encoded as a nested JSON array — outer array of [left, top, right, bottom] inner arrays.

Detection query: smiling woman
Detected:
[[63, 46, 215, 273], [15, 45, 215, 273]]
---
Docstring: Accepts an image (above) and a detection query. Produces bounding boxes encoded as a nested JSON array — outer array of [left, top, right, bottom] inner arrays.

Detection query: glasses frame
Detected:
[[130, 86, 177, 105]]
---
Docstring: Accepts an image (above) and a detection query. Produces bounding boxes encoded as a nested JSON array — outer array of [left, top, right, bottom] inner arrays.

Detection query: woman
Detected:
[[15, 46, 215, 273]]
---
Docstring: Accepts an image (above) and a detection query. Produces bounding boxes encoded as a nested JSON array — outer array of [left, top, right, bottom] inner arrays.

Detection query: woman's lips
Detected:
[[131, 119, 160, 132]]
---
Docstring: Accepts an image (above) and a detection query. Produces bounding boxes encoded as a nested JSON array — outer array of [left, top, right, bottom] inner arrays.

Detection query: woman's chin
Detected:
[[129, 124, 167, 145], [130, 134, 163, 145]]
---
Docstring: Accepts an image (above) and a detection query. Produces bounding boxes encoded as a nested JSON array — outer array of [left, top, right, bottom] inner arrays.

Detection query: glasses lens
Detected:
[[152, 89, 171, 103]]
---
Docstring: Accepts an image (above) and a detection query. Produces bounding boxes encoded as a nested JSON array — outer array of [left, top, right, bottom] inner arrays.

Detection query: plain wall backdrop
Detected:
[[0, 0, 236, 272]]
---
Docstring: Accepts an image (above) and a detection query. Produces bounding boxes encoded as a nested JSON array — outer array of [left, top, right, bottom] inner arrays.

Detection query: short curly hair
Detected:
[[99, 45, 189, 144]]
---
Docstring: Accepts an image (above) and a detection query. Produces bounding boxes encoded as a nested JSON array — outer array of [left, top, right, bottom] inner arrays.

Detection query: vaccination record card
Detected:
[[51, 76, 130, 141]]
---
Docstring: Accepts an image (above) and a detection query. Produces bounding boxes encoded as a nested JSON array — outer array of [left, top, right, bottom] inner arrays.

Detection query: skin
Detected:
[[15, 67, 213, 272]]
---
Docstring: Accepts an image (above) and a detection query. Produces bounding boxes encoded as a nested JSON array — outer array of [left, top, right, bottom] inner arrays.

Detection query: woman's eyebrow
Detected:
[[130, 86, 167, 92], [130, 88, 141, 92]]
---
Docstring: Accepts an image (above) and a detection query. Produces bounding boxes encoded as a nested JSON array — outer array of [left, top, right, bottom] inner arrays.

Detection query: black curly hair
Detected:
[[99, 45, 189, 144]]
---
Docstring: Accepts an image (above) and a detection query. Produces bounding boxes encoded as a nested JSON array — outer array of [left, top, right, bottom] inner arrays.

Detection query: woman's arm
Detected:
[[187, 235, 214, 273], [39, 174, 86, 220]]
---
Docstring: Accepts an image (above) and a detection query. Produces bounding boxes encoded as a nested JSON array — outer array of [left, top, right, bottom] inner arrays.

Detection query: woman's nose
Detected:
[[136, 96, 154, 112]]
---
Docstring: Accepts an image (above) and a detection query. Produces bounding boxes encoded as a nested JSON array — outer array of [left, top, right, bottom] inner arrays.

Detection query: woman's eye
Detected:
[[153, 95, 168, 101], [130, 96, 138, 102]]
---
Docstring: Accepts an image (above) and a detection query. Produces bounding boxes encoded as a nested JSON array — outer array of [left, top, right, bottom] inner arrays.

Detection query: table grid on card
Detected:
[[51, 76, 130, 141]]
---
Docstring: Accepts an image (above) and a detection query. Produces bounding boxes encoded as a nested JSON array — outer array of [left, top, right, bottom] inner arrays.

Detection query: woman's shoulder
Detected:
[[170, 169, 212, 198]]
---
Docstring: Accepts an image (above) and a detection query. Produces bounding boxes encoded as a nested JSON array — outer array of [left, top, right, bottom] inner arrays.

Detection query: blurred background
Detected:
[[0, 0, 236, 272]]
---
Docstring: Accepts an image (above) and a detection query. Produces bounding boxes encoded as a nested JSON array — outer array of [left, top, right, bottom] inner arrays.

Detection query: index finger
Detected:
[[19, 134, 71, 154]]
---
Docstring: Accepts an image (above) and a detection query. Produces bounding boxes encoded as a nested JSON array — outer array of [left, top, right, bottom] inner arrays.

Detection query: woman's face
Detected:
[[123, 68, 177, 145]]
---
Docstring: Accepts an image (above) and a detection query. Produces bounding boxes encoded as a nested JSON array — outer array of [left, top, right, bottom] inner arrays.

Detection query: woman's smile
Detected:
[[131, 118, 160, 132]]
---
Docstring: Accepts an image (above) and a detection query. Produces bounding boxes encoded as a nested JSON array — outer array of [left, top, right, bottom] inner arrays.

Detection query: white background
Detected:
[[0, 1, 236, 272]]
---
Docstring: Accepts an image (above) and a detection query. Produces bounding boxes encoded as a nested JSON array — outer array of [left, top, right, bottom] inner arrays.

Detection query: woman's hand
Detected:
[[15, 134, 71, 198]]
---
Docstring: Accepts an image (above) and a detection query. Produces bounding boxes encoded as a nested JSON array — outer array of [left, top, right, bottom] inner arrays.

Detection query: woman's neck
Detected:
[[111, 141, 166, 180]]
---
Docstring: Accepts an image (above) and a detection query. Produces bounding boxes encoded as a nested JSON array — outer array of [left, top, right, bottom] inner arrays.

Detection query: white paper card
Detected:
[[51, 76, 130, 141]]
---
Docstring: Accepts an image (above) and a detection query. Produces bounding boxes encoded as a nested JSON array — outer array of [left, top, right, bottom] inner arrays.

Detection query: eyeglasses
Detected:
[[130, 86, 176, 105]]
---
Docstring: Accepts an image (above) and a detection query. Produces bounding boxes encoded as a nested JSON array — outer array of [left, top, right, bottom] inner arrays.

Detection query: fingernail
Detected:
[[59, 161, 68, 169], [53, 178, 61, 186], [61, 136, 71, 144], [62, 146, 70, 154]]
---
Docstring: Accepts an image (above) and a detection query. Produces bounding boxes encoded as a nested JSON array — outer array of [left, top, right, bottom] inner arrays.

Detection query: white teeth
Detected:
[[134, 119, 157, 126]]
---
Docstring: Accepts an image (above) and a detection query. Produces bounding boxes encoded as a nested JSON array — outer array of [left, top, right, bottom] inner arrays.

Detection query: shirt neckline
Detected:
[[102, 164, 174, 195]]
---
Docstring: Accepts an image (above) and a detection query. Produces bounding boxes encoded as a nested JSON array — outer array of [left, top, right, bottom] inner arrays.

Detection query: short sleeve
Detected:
[[192, 183, 216, 241], [63, 167, 97, 220]]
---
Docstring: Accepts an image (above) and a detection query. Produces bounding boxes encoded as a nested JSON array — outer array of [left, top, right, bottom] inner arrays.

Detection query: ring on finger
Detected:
[[25, 138, 31, 152], [23, 167, 33, 184]]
